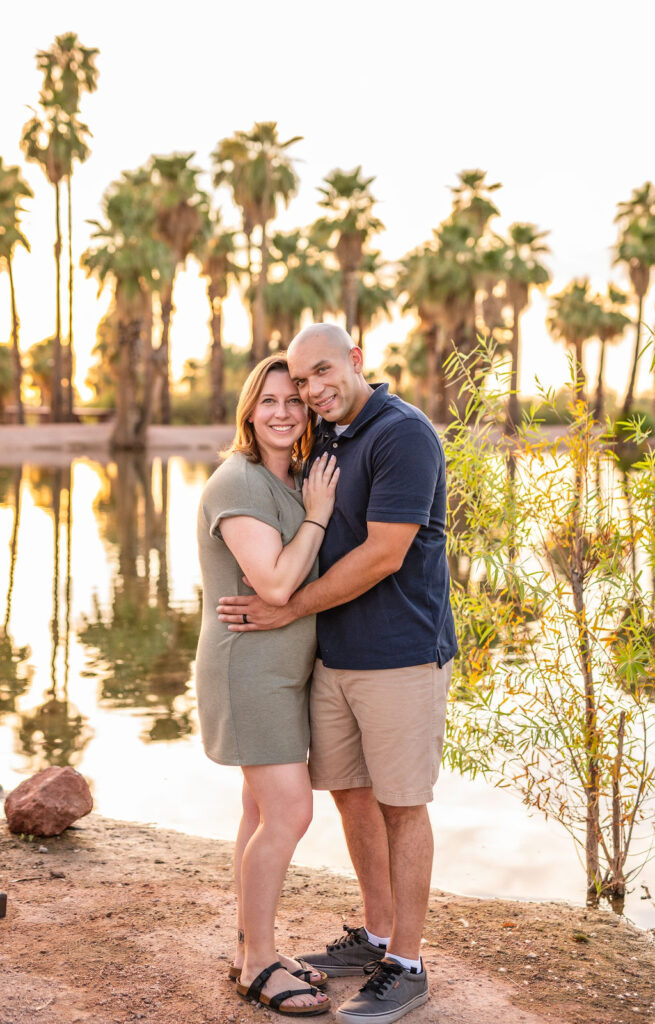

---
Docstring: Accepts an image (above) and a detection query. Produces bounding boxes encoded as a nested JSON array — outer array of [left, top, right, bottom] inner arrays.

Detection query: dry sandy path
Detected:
[[2, 815, 653, 1024]]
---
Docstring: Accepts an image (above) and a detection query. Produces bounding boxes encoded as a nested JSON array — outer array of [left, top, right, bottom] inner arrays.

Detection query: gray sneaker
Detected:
[[335, 958, 429, 1024], [299, 925, 387, 977]]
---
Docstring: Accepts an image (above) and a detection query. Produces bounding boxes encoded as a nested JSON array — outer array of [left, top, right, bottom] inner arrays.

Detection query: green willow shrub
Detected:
[[443, 339, 655, 906]]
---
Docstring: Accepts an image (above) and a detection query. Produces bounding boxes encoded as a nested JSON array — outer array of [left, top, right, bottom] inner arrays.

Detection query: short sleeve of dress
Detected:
[[202, 456, 282, 542]]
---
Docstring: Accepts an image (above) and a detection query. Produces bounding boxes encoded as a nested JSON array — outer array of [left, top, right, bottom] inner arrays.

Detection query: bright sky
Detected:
[[1, 0, 654, 402]]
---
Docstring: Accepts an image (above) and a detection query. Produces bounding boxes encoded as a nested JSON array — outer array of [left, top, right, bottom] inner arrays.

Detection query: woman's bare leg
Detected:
[[233, 778, 260, 970], [238, 762, 327, 1009]]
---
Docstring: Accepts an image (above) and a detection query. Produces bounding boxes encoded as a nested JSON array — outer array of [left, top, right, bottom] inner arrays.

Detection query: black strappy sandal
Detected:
[[228, 958, 328, 988], [235, 961, 331, 1016]]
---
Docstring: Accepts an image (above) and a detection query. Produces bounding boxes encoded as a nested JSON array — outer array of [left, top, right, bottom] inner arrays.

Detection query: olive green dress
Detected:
[[195, 453, 317, 765]]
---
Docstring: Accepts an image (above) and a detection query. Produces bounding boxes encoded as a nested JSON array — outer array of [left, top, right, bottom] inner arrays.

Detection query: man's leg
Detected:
[[379, 802, 433, 960], [331, 787, 393, 937]]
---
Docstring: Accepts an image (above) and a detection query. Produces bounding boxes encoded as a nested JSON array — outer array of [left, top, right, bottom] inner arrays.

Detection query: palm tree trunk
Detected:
[[52, 183, 63, 423], [136, 293, 155, 445], [622, 294, 644, 418], [593, 340, 607, 420], [7, 259, 24, 425], [343, 268, 359, 337], [112, 311, 144, 450], [209, 293, 226, 423], [506, 303, 520, 433], [252, 223, 269, 364], [574, 339, 587, 401], [65, 175, 74, 421], [158, 281, 174, 425]]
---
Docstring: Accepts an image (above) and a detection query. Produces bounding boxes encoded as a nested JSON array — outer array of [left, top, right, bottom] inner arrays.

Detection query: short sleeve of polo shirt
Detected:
[[202, 456, 282, 541], [366, 422, 442, 526]]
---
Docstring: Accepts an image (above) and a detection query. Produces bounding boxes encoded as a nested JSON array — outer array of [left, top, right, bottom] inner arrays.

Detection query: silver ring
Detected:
[[242, 614, 249, 624]]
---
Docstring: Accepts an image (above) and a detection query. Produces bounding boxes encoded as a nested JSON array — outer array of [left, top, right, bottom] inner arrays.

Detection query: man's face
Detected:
[[288, 335, 365, 424]]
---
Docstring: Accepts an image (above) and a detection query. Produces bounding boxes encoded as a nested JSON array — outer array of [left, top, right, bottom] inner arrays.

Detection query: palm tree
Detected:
[[263, 229, 337, 349], [547, 280, 604, 399], [0, 159, 33, 423], [593, 287, 630, 420], [21, 101, 90, 421], [614, 186, 655, 418], [212, 123, 302, 363], [382, 342, 405, 394], [313, 167, 383, 339], [81, 172, 173, 448], [356, 251, 394, 352], [398, 185, 497, 424], [25, 337, 55, 409], [198, 214, 241, 423], [35, 33, 99, 420], [149, 153, 210, 422], [502, 223, 551, 430]]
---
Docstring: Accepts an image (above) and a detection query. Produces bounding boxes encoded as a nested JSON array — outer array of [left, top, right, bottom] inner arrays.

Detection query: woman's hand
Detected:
[[302, 454, 339, 527]]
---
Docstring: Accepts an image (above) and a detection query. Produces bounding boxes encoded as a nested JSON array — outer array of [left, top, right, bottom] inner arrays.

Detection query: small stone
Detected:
[[5, 766, 93, 837], [0, 892, 6, 918], [38, 846, 48, 854]]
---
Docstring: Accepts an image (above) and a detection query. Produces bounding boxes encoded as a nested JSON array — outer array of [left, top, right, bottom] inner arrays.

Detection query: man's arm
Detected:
[[217, 520, 419, 631]]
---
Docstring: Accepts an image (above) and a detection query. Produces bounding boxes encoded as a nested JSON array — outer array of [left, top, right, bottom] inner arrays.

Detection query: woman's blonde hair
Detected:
[[221, 353, 316, 471]]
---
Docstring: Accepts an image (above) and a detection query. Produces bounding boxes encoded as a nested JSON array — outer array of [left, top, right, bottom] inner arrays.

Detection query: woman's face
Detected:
[[249, 369, 308, 459]]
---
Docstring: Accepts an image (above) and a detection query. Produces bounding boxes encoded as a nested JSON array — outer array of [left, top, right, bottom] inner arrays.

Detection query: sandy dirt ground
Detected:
[[1, 814, 654, 1024]]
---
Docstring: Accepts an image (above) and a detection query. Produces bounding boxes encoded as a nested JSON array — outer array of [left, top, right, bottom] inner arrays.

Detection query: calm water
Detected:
[[0, 454, 653, 931]]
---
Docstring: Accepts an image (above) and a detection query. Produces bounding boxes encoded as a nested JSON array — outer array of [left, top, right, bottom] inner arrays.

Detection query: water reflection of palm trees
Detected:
[[79, 453, 201, 741], [7, 466, 92, 769], [0, 465, 32, 713]]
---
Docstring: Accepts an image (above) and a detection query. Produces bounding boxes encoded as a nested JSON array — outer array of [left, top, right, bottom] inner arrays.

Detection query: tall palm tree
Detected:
[[594, 287, 630, 420], [149, 153, 210, 422], [450, 168, 502, 238], [263, 229, 337, 349], [21, 102, 90, 421], [25, 337, 55, 409], [501, 223, 551, 430], [81, 173, 173, 448], [198, 214, 241, 423], [35, 33, 99, 420], [614, 184, 655, 418], [313, 167, 383, 339], [547, 280, 604, 400], [212, 123, 301, 363], [356, 250, 394, 352], [0, 159, 33, 424]]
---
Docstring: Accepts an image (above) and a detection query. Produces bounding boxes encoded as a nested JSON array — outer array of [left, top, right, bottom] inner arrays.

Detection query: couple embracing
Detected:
[[195, 323, 457, 1024]]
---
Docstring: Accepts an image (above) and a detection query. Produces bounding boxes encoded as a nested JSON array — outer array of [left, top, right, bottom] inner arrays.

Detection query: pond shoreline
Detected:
[[1, 812, 653, 1023]]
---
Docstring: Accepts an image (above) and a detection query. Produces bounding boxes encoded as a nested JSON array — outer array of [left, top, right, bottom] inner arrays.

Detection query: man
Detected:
[[218, 323, 457, 1024]]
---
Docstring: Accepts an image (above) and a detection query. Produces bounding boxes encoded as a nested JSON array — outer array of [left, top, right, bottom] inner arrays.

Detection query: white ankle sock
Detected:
[[364, 928, 389, 948], [385, 952, 423, 973]]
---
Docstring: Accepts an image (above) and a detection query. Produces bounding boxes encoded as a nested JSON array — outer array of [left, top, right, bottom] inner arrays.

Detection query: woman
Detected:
[[195, 354, 337, 1017]]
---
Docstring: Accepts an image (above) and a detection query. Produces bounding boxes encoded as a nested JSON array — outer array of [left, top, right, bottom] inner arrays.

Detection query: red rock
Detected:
[[4, 766, 93, 837]]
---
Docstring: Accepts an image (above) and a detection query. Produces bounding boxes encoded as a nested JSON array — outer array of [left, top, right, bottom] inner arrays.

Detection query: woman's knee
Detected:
[[270, 795, 312, 842]]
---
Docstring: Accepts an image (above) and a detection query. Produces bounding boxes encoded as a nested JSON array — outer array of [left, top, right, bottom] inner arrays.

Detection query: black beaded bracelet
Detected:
[[304, 519, 327, 531]]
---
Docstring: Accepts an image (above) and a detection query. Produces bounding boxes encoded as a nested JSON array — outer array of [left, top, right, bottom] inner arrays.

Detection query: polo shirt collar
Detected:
[[317, 382, 389, 441]]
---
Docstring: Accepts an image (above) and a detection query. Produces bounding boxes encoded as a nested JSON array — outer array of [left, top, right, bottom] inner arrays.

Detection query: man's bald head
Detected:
[[288, 323, 355, 361], [286, 322, 372, 424]]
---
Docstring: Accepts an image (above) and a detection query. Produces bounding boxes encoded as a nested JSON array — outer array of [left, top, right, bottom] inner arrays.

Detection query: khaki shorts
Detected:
[[308, 658, 452, 807]]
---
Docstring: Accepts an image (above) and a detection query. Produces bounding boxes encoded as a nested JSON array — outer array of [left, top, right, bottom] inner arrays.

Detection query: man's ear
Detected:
[[349, 346, 365, 374]]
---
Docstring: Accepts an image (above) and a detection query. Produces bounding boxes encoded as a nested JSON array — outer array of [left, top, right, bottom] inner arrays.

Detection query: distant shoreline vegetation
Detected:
[[1, 35, 654, 448]]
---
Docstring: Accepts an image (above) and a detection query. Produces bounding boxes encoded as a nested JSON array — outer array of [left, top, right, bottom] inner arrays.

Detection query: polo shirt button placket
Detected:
[[332, 442, 338, 448]]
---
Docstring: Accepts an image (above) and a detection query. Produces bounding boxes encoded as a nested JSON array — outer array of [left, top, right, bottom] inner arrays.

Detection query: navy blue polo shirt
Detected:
[[307, 383, 458, 671]]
